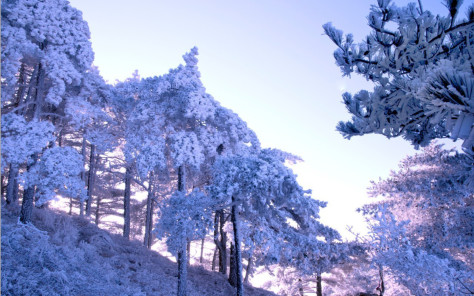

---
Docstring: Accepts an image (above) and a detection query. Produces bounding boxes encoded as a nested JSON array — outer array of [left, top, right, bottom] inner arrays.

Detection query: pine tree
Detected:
[[324, 0, 474, 153]]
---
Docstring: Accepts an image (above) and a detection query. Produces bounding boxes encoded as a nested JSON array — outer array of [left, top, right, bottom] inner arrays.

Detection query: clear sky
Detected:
[[69, 0, 453, 237]]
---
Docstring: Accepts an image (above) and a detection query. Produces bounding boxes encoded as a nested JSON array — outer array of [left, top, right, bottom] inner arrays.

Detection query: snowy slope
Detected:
[[1, 206, 277, 296]]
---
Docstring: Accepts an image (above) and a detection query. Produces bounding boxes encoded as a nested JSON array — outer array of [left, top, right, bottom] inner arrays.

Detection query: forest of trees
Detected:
[[1, 0, 473, 295]]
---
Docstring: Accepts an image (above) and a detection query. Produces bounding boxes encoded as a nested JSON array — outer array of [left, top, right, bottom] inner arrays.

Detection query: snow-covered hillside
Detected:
[[1, 206, 276, 296]]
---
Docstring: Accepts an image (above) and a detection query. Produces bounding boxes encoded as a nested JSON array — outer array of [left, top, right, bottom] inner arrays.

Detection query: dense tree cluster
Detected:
[[2, 0, 473, 295], [1, 1, 340, 295]]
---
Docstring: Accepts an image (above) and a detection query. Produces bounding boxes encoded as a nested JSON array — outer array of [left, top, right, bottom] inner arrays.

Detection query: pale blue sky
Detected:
[[70, 0, 454, 237]]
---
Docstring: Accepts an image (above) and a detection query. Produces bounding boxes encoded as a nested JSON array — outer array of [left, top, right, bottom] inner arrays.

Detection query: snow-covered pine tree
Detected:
[[324, 0, 474, 154], [1, 0, 96, 223], [360, 144, 473, 294], [210, 148, 340, 296], [123, 47, 258, 296]]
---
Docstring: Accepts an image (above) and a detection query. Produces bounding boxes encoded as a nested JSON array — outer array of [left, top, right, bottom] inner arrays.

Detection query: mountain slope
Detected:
[[1, 206, 276, 296]]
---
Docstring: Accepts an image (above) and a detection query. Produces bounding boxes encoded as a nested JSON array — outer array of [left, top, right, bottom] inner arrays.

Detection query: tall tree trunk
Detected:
[[19, 60, 46, 222], [123, 165, 132, 239], [32, 62, 45, 119], [1, 174, 5, 202], [378, 265, 385, 296], [212, 247, 218, 271], [23, 64, 39, 117], [144, 172, 154, 249], [79, 137, 87, 217], [230, 195, 244, 296], [20, 154, 38, 223], [177, 247, 188, 296], [176, 165, 188, 296], [187, 241, 191, 266], [244, 255, 253, 284], [69, 197, 73, 215], [95, 195, 101, 225], [213, 210, 227, 274], [200, 237, 205, 264], [316, 272, 322, 296], [85, 144, 96, 216], [229, 243, 237, 287], [6, 164, 19, 205], [15, 63, 27, 112]]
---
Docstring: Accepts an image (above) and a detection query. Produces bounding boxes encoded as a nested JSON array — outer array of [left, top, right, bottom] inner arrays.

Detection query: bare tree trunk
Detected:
[[69, 197, 73, 215], [95, 195, 101, 225], [1, 174, 6, 202], [32, 62, 45, 120], [229, 243, 237, 287], [244, 255, 253, 283], [316, 272, 322, 296], [187, 241, 191, 266], [15, 63, 28, 112], [177, 248, 188, 296], [6, 164, 19, 205], [211, 247, 218, 271], [20, 154, 38, 223], [85, 144, 96, 216], [213, 210, 228, 274], [298, 279, 304, 296], [144, 172, 154, 249], [80, 200, 84, 216], [123, 165, 132, 239], [230, 195, 244, 296], [200, 237, 205, 264], [177, 165, 188, 296], [378, 265, 385, 296], [79, 137, 87, 217]]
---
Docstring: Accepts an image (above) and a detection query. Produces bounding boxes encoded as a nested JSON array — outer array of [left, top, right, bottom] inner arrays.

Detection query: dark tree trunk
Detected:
[[316, 272, 322, 296], [20, 154, 38, 223], [79, 137, 87, 217], [123, 165, 132, 239], [244, 255, 253, 283], [177, 248, 188, 296], [32, 62, 45, 119], [211, 247, 218, 271], [69, 197, 73, 215], [229, 243, 237, 287], [213, 210, 227, 274], [230, 195, 244, 296], [200, 237, 205, 264], [95, 194, 101, 225], [6, 164, 19, 205], [298, 279, 304, 296], [15, 63, 28, 112], [144, 172, 154, 249], [187, 241, 191, 266], [378, 266, 385, 296], [1, 174, 5, 202], [176, 165, 188, 296], [85, 144, 96, 216], [23, 64, 39, 117]]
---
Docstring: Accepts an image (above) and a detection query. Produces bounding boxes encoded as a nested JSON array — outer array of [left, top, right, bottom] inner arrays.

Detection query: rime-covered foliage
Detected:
[[23, 146, 87, 206], [360, 145, 474, 295], [124, 47, 259, 178], [210, 148, 341, 286], [1, 0, 94, 107], [155, 189, 213, 255], [1, 113, 54, 170], [324, 0, 474, 153], [10, 0, 474, 295]]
